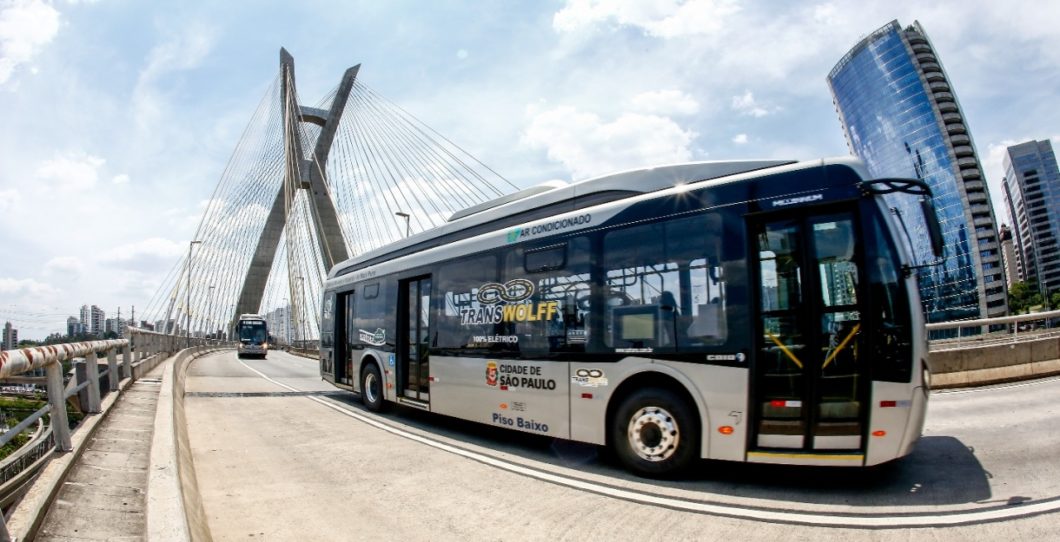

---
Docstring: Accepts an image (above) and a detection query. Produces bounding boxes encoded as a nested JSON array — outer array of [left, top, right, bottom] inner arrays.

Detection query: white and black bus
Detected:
[[236, 314, 269, 359], [319, 157, 940, 476]]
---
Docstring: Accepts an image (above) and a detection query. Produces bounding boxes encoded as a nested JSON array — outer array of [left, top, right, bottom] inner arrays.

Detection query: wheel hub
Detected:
[[364, 372, 378, 403], [627, 406, 679, 462]]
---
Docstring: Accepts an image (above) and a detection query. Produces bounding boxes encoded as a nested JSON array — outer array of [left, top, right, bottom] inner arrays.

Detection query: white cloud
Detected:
[[139, 23, 215, 85], [456, 49, 468, 60], [731, 91, 770, 117], [112, 173, 130, 185], [0, 188, 20, 212], [523, 105, 696, 180], [44, 256, 84, 278], [0, 276, 60, 297], [34, 151, 105, 191], [103, 237, 186, 263], [630, 89, 699, 116], [732, 133, 748, 144], [133, 22, 216, 130], [554, 0, 741, 38], [0, 0, 60, 86]]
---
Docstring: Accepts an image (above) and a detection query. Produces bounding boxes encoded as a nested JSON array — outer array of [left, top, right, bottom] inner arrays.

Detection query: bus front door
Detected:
[[751, 211, 866, 454], [399, 276, 432, 404]]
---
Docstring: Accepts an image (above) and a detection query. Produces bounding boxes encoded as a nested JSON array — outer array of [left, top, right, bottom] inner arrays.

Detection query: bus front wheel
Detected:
[[611, 388, 697, 477], [360, 363, 385, 412]]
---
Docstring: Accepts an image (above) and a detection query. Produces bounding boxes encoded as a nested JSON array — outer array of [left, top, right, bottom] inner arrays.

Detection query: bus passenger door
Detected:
[[399, 276, 432, 404], [751, 211, 866, 453]]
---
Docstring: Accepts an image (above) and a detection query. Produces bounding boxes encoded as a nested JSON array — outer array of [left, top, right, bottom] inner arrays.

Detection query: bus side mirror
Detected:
[[920, 197, 944, 258]]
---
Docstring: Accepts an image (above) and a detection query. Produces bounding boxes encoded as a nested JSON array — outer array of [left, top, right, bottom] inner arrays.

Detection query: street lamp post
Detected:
[[296, 275, 308, 350], [282, 297, 289, 346], [395, 211, 410, 238], [208, 285, 215, 341], [187, 240, 201, 348]]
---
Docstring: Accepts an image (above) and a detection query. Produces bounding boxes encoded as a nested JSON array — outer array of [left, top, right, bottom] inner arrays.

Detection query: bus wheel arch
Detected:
[[606, 371, 701, 477], [359, 357, 386, 412]]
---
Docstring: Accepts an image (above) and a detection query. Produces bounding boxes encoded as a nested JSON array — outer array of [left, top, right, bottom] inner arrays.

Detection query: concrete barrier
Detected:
[[147, 346, 219, 542], [930, 336, 1060, 388]]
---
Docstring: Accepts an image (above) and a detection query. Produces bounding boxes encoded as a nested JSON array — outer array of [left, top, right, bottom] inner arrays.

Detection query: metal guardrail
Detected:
[[927, 309, 1060, 351], [0, 328, 227, 537]]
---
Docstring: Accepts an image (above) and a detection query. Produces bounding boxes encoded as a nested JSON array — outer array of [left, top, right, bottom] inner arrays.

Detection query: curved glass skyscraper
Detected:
[[827, 20, 1007, 322]]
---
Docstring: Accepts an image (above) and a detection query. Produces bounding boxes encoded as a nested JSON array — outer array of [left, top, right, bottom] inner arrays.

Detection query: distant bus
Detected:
[[319, 158, 940, 477], [236, 314, 268, 359]]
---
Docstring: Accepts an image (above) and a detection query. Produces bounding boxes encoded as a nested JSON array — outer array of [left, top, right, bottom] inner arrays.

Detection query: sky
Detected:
[[1, 0, 1059, 340]]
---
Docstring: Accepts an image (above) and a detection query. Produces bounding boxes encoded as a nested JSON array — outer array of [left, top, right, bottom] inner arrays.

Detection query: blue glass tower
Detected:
[[827, 20, 1007, 322], [1003, 140, 1060, 297]]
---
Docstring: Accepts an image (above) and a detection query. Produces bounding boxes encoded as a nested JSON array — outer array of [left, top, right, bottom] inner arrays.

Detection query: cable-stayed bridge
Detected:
[[0, 50, 1058, 541], [139, 48, 517, 347]]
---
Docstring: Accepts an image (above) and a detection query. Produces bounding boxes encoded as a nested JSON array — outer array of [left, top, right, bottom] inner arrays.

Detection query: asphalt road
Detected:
[[184, 350, 1060, 541]]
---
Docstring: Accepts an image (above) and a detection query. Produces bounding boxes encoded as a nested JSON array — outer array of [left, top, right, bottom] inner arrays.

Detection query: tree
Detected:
[[1009, 280, 1034, 314]]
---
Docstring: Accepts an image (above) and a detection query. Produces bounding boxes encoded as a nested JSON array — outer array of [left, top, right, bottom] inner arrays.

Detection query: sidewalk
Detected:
[[33, 363, 165, 540]]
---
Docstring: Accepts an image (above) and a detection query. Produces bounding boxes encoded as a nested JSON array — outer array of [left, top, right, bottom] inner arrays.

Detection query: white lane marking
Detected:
[[934, 375, 1060, 395], [236, 360, 1060, 528]]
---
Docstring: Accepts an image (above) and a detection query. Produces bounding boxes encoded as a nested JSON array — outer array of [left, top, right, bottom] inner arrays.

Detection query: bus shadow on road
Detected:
[[664, 436, 993, 507], [327, 394, 990, 507]]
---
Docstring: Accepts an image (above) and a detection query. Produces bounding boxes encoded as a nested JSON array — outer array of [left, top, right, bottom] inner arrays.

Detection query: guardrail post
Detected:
[[108, 347, 119, 391], [85, 352, 102, 414], [123, 343, 132, 379], [46, 362, 72, 452]]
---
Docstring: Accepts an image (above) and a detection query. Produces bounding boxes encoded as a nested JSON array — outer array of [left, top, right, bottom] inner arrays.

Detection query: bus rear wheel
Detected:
[[611, 388, 697, 477], [360, 363, 385, 412]]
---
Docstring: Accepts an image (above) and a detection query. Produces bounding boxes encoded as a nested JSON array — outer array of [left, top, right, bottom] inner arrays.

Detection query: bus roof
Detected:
[[238, 314, 266, 321], [329, 157, 868, 279]]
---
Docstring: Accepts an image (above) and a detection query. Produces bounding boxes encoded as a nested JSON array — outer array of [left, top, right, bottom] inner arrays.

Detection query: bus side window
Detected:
[[600, 212, 733, 352], [350, 281, 393, 351], [433, 253, 501, 354], [602, 221, 678, 350], [321, 292, 335, 349], [504, 237, 592, 356]]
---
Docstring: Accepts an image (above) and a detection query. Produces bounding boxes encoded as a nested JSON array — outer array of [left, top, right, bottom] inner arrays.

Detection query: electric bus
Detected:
[[236, 314, 269, 359], [319, 157, 940, 476]]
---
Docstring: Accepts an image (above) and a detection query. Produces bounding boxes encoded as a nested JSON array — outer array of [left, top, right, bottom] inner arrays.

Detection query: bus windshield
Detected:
[[239, 321, 267, 344]]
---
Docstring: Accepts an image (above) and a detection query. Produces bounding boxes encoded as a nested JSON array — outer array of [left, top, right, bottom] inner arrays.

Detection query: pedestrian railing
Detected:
[[927, 309, 1060, 351], [0, 328, 226, 538]]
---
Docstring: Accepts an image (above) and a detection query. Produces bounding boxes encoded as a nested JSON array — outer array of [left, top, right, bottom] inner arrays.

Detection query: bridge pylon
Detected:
[[233, 48, 356, 323]]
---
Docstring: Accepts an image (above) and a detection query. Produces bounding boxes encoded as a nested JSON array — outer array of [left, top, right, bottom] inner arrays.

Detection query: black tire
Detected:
[[360, 362, 386, 412], [610, 387, 698, 478]]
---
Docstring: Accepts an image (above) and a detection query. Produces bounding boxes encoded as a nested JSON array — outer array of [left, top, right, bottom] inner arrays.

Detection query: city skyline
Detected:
[[2, 1, 1059, 339]]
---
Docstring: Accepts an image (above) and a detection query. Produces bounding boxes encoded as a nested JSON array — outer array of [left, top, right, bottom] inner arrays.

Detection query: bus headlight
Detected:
[[263, 343, 268, 350]]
